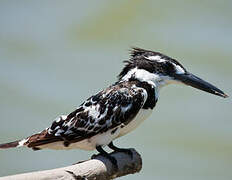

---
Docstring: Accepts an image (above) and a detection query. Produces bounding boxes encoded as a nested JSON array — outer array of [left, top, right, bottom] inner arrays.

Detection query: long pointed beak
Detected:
[[174, 72, 228, 98]]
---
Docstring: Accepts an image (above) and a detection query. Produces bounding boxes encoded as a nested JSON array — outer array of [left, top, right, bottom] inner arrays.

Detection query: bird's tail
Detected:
[[0, 139, 28, 149]]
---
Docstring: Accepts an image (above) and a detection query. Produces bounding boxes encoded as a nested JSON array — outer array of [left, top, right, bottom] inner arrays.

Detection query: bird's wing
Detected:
[[26, 82, 147, 148]]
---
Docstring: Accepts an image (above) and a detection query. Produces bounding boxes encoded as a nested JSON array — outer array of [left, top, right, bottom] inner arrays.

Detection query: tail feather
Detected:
[[0, 138, 29, 149], [0, 129, 65, 150], [0, 140, 20, 149]]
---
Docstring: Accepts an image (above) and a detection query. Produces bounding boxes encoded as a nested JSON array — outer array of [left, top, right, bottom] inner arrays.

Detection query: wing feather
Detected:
[[26, 81, 147, 148]]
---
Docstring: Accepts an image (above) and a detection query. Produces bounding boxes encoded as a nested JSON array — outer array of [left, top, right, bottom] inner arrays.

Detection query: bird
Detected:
[[0, 47, 228, 169]]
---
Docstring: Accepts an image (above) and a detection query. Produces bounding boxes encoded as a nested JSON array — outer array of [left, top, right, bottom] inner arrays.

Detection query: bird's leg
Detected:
[[108, 142, 133, 159], [92, 145, 118, 170]]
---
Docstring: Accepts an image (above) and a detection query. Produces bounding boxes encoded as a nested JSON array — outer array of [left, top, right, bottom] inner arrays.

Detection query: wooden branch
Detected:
[[0, 148, 142, 180]]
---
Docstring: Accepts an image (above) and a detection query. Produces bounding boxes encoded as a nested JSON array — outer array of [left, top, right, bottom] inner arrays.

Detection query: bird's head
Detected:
[[118, 47, 228, 98]]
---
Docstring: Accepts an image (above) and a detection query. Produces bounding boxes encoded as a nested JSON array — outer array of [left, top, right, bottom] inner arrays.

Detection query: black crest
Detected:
[[118, 47, 185, 80], [130, 47, 162, 58]]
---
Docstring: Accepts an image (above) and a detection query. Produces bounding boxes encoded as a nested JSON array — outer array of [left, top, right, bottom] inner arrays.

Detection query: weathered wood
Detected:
[[0, 149, 142, 180]]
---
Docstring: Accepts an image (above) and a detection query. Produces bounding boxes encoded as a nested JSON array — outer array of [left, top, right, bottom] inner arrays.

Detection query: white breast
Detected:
[[117, 109, 152, 138]]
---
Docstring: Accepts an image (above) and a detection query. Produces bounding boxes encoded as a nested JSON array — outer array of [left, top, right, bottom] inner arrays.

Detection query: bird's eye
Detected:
[[165, 62, 176, 73]]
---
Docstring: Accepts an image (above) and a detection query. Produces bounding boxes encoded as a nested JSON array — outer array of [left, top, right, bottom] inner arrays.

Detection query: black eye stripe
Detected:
[[164, 62, 176, 73]]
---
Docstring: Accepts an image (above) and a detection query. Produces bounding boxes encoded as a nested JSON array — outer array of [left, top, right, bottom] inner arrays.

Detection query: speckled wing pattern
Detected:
[[25, 81, 147, 148]]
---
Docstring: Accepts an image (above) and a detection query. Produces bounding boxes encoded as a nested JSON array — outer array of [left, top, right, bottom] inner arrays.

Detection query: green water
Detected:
[[0, 1, 231, 179]]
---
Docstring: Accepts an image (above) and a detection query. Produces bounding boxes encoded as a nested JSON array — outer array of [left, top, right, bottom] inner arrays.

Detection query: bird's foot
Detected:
[[108, 142, 133, 159], [93, 146, 119, 171]]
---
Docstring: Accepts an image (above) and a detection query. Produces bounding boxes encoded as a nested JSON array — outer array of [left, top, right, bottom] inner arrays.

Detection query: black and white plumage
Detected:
[[0, 48, 228, 161], [25, 80, 151, 151]]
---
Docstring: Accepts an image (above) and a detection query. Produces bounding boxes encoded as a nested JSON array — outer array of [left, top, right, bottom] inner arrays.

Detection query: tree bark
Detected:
[[0, 148, 142, 180]]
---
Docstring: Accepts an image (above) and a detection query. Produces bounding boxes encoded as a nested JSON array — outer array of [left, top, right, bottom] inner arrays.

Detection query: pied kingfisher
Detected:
[[0, 47, 228, 169]]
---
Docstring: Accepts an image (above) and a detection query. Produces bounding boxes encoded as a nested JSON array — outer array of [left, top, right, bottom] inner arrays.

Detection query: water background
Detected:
[[0, 1, 232, 179]]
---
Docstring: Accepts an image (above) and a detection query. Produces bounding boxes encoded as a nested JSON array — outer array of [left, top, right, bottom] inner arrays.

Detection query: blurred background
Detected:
[[0, 0, 231, 179]]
